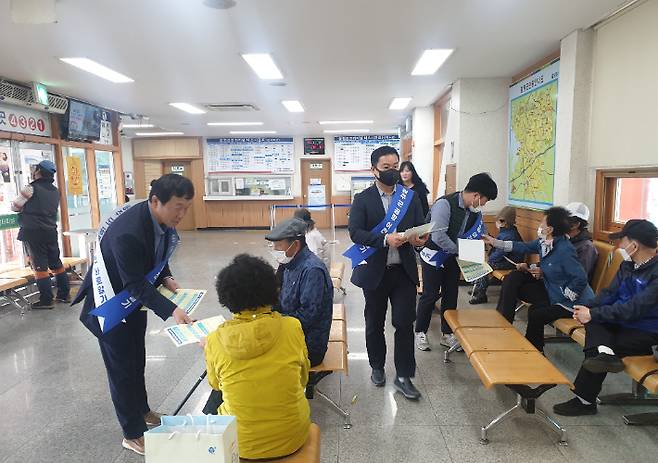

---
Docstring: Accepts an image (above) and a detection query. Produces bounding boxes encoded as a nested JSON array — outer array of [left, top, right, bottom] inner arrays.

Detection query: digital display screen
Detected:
[[304, 137, 325, 155]]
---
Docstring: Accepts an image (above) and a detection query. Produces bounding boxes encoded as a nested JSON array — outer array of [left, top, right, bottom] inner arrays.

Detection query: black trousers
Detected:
[[363, 265, 417, 378], [574, 322, 658, 403], [496, 271, 549, 323], [415, 256, 460, 335], [525, 304, 572, 351], [98, 311, 150, 439]]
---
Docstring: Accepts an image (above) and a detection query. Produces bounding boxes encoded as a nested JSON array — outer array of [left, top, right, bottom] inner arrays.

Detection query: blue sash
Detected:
[[343, 185, 415, 268], [89, 230, 179, 334], [420, 214, 484, 268]]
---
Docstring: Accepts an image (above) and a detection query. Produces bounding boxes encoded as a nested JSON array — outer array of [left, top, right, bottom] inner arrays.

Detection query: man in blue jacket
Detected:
[[75, 174, 195, 455], [267, 217, 333, 367], [554, 219, 658, 416]]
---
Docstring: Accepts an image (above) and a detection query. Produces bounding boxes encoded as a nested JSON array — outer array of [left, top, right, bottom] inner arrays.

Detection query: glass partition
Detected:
[[95, 150, 118, 221], [62, 147, 92, 255]]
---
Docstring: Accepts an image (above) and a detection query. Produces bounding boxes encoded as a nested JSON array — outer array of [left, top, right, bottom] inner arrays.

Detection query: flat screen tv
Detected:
[[64, 100, 102, 141], [304, 137, 325, 155]]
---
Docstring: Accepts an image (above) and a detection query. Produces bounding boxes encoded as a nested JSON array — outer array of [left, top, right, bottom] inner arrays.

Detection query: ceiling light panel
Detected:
[[169, 102, 206, 114], [241, 53, 284, 80], [207, 122, 264, 126], [389, 97, 412, 110], [59, 58, 134, 83], [136, 132, 184, 136], [230, 130, 277, 135], [318, 120, 374, 125], [122, 124, 154, 128], [411, 49, 454, 76], [281, 100, 304, 113], [323, 129, 371, 134]]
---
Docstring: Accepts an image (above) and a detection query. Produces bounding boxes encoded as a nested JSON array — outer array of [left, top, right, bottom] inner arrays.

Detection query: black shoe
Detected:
[[583, 353, 625, 374], [31, 300, 55, 310], [553, 397, 597, 416], [469, 293, 488, 305], [55, 295, 71, 303], [393, 377, 421, 400], [370, 368, 386, 387]]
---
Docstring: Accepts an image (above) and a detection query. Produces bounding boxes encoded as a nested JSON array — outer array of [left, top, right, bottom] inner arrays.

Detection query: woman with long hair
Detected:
[[399, 160, 430, 217]]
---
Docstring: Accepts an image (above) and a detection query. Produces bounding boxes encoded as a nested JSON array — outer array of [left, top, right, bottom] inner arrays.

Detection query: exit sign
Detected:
[[32, 82, 49, 106]]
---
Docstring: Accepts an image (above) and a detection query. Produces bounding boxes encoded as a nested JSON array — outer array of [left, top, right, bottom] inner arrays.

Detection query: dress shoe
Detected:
[[122, 436, 145, 456], [394, 377, 421, 400], [370, 368, 386, 387], [583, 353, 625, 374], [553, 397, 597, 416], [144, 410, 163, 427]]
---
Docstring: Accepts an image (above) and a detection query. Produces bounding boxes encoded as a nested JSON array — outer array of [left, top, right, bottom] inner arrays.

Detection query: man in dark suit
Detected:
[[75, 174, 195, 456], [347, 146, 428, 400]]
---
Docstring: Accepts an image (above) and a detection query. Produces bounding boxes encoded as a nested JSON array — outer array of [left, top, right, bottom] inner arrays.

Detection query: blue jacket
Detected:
[[278, 246, 333, 364], [512, 236, 595, 309], [489, 226, 523, 267], [591, 255, 658, 333]]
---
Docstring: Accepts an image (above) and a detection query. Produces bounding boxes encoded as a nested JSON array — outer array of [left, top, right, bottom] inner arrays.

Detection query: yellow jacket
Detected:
[[204, 307, 311, 460]]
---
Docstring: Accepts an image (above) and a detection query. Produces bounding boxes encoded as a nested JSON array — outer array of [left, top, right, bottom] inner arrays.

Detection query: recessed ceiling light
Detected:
[[389, 97, 412, 110], [323, 129, 371, 134], [122, 124, 154, 128], [207, 122, 264, 126], [59, 57, 134, 83], [169, 102, 206, 114], [135, 131, 184, 136], [411, 49, 454, 76], [281, 100, 304, 113], [318, 120, 374, 125], [230, 130, 277, 135], [241, 53, 284, 80]]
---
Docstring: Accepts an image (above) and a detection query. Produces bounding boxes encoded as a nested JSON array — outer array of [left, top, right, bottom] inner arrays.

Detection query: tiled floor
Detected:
[[1, 229, 656, 463]]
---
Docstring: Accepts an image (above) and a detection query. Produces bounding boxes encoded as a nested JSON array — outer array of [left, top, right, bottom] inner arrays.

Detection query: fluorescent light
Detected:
[[411, 49, 454, 76], [318, 120, 374, 125], [135, 132, 184, 136], [281, 100, 304, 113], [207, 122, 264, 126], [323, 129, 371, 134], [59, 57, 134, 83], [230, 130, 277, 135], [122, 124, 154, 128], [389, 97, 412, 110], [169, 102, 206, 114], [241, 53, 284, 80]]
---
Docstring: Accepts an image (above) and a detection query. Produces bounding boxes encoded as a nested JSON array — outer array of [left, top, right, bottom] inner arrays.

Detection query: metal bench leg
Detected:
[[623, 412, 658, 425], [480, 396, 522, 445], [536, 407, 568, 446], [315, 388, 352, 430], [598, 381, 658, 405], [7, 289, 30, 316], [443, 341, 462, 363]]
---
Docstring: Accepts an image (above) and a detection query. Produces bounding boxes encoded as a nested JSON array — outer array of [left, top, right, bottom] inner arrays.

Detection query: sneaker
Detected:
[[553, 397, 597, 416], [583, 353, 625, 374], [415, 332, 431, 351], [440, 334, 462, 351], [393, 377, 421, 400], [469, 293, 488, 305], [144, 410, 163, 427], [122, 437, 145, 456], [31, 300, 54, 310]]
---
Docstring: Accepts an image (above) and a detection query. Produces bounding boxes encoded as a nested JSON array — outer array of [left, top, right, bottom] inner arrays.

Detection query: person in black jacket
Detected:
[[399, 161, 430, 218], [11, 159, 69, 309], [565, 202, 598, 282], [74, 174, 195, 456], [554, 219, 658, 416], [347, 146, 428, 400]]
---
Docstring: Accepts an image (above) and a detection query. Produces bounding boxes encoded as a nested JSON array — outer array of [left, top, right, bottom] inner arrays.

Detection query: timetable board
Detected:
[[334, 135, 400, 171], [206, 137, 294, 173]]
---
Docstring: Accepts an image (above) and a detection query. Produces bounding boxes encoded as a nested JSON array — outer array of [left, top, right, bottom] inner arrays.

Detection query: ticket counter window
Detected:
[[95, 150, 118, 221], [63, 147, 92, 256]]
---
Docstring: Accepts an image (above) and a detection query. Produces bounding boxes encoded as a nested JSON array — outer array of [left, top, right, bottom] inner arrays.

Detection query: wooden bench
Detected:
[[240, 423, 320, 463], [332, 303, 345, 321], [445, 309, 571, 445], [329, 262, 346, 295], [0, 277, 31, 315]]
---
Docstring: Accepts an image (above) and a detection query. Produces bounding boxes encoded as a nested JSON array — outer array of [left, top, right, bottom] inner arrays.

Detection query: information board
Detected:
[[206, 137, 294, 173], [334, 135, 400, 171]]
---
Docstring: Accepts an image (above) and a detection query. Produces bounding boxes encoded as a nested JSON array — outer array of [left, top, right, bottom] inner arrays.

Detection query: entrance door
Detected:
[[301, 159, 332, 229], [162, 160, 196, 231]]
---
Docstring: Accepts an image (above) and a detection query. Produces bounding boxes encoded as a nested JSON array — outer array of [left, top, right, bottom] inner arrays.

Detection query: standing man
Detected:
[[345, 146, 427, 400], [266, 217, 333, 367], [11, 159, 69, 309], [414, 173, 498, 351], [74, 174, 195, 456]]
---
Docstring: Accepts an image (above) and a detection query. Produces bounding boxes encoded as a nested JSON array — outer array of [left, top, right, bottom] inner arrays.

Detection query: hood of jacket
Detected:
[[215, 307, 282, 360]]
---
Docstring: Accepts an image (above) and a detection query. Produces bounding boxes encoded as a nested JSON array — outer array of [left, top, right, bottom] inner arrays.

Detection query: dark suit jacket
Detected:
[[348, 184, 424, 290], [75, 201, 176, 337]]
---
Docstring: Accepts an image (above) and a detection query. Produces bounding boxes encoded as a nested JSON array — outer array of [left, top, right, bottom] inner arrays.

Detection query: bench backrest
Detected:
[[598, 246, 624, 294], [591, 241, 615, 294]]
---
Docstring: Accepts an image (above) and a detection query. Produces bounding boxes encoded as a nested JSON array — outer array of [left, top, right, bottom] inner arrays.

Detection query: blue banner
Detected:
[[420, 215, 484, 268], [343, 185, 415, 268]]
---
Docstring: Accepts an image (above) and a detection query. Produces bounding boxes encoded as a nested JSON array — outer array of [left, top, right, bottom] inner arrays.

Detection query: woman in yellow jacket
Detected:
[[204, 253, 311, 460]]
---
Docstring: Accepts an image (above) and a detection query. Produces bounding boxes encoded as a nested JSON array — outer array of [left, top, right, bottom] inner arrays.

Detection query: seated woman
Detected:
[[484, 207, 595, 351], [204, 254, 311, 460]]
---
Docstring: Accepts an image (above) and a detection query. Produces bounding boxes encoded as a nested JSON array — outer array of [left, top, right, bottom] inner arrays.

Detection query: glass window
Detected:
[[95, 150, 118, 221], [62, 147, 92, 255], [205, 175, 293, 197], [0, 140, 15, 214], [614, 177, 658, 226]]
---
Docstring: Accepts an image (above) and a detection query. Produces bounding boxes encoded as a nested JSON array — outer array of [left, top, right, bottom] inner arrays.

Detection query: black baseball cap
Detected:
[[293, 208, 314, 227], [609, 219, 658, 248], [265, 218, 307, 241]]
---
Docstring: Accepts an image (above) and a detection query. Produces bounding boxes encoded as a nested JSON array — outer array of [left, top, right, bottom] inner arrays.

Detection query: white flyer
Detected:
[[165, 315, 226, 347], [458, 238, 485, 263]]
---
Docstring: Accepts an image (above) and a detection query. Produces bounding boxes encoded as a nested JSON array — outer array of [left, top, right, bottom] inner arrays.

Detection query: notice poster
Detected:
[[67, 156, 83, 195], [307, 184, 326, 207], [206, 137, 294, 173], [334, 135, 400, 171], [0, 145, 11, 183]]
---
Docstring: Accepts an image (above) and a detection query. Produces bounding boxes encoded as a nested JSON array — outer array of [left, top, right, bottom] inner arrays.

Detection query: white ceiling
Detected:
[[0, 0, 627, 137]]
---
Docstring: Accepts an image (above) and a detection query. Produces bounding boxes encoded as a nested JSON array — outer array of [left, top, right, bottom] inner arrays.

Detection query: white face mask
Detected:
[[469, 196, 482, 213], [495, 222, 502, 230], [537, 226, 547, 240], [619, 243, 636, 262], [271, 242, 295, 265]]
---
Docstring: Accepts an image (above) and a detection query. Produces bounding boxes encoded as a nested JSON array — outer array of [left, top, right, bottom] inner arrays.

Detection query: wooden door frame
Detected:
[[300, 158, 333, 229]]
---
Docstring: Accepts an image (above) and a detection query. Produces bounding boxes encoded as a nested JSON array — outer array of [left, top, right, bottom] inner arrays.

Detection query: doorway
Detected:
[[162, 160, 196, 231], [300, 159, 332, 229]]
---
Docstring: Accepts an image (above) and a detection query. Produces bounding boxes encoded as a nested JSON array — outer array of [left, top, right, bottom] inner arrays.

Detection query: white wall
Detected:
[[438, 81, 461, 197], [411, 106, 435, 198]]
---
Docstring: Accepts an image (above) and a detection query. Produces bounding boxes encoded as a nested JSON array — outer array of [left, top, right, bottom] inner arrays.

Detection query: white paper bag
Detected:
[[145, 415, 239, 463]]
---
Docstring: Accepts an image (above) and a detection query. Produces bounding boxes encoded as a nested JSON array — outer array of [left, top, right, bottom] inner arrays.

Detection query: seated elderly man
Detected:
[[266, 218, 333, 367]]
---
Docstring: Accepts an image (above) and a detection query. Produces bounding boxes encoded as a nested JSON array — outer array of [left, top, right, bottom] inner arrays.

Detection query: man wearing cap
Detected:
[[554, 219, 658, 416], [565, 202, 598, 282], [11, 159, 69, 309], [266, 217, 333, 367]]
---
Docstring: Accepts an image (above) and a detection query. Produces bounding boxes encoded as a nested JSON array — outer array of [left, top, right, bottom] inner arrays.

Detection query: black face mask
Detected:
[[376, 168, 400, 186]]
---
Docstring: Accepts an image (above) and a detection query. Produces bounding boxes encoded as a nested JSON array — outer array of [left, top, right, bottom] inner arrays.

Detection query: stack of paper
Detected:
[[457, 259, 493, 283], [165, 315, 226, 347], [457, 239, 485, 263], [158, 287, 207, 316]]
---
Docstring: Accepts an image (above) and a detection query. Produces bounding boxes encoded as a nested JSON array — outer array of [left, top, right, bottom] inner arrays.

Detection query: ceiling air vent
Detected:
[[0, 79, 68, 114], [203, 103, 260, 112]]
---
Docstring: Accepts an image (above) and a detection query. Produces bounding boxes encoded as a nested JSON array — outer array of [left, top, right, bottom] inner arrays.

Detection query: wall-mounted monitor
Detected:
[[304, 137, 325, 155], [63, 100, 103, 142]]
